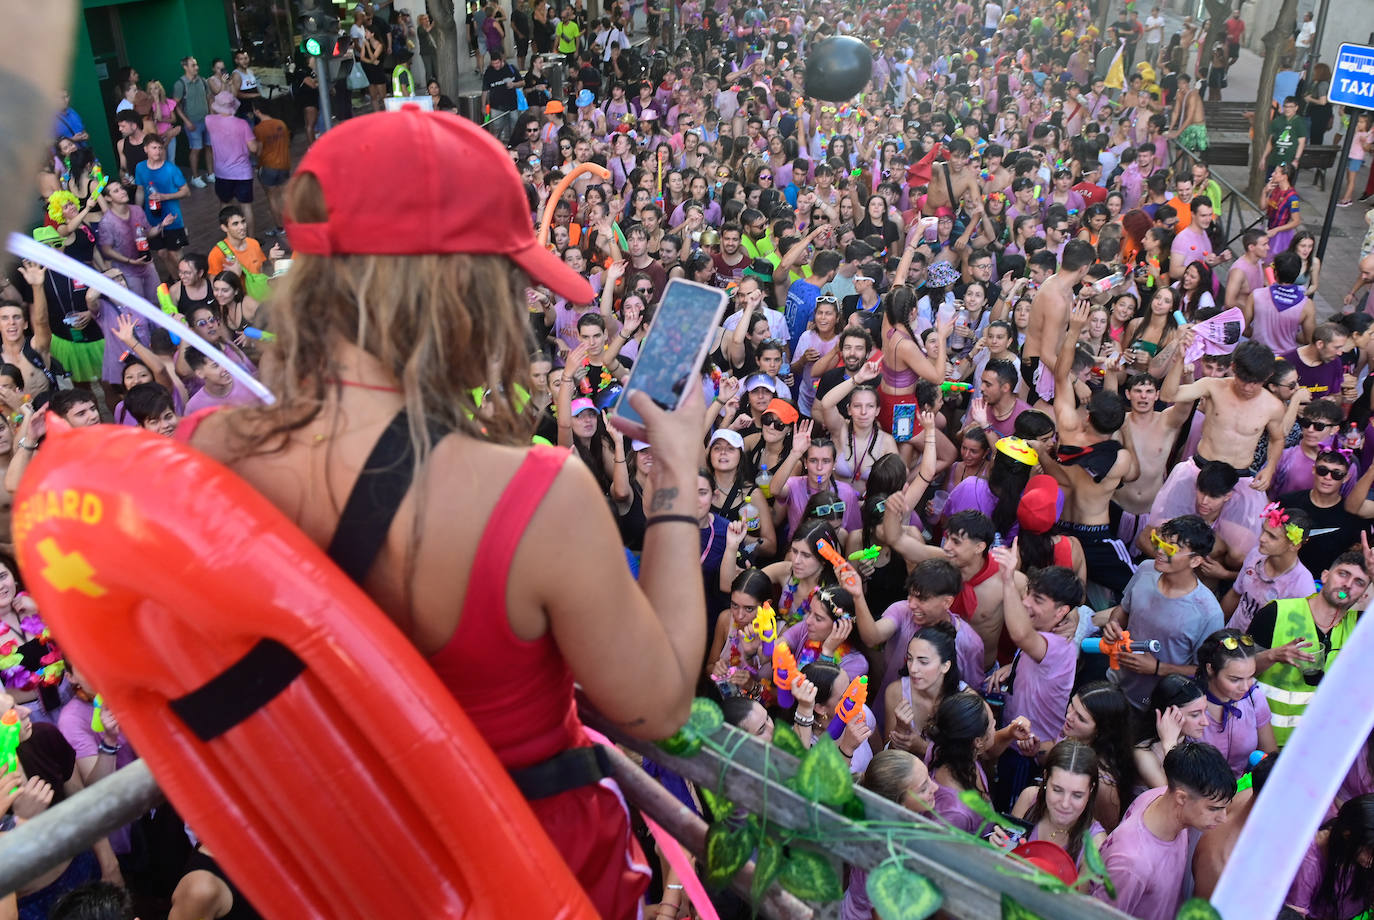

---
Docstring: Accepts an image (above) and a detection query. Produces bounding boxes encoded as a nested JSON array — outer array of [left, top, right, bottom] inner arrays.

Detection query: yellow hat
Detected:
[[995, 436, 1039, 467]]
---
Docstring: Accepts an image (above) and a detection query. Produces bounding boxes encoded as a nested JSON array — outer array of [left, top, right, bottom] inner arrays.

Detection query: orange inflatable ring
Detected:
[[12, 421, 598, 920], [537, 162, 612, 248]]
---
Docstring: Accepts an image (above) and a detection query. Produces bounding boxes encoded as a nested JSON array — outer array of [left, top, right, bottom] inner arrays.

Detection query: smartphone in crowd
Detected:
[[611, 278, 729, 441]]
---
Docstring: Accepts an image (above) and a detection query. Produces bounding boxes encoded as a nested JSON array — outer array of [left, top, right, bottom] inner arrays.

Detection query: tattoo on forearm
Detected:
[[649, 487, 679, 512]]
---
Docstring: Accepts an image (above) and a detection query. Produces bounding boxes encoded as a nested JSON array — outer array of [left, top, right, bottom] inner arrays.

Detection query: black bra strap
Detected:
[[325, 411, 422, 587]]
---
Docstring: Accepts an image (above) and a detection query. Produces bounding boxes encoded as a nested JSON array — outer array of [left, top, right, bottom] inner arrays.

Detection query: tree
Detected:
[[1199, 0, 1231, 78], [1248, 0, 1299, 198], [429, 0, 463, 100]]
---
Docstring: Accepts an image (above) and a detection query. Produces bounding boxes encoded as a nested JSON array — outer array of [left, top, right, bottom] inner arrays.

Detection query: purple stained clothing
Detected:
[[96, 208, 160, 304], [931, 761, 992, 834], [1200, 690, 1271, 777], [945, 475, 1019, 541], [185, 377, 261, 413], [90, 296, 152, 386], [1339, 750, 1374, 804], [1286, 835, 1369, 920], [1226, 545, 1317, 633], [1272, 443, 1359, 499], [782, 475, 863, 538], [877, 602, 985, 704], [1282, 348, 1345, 398], [1091, 787, 1190, 920], [1249, 285, 1307, 353], [57, 699, 137, 855], [839, 866, 872, 920], [779, 621, 869, 683], [203, 114, 257, 180], [1170, 224, 1213, 271], [1004, 632, 1077, 742]]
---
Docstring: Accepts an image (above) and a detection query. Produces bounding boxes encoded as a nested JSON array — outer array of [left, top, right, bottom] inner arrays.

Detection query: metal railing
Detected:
[[1168, 139, 1269, 248], [1, 707, 1132, 920]]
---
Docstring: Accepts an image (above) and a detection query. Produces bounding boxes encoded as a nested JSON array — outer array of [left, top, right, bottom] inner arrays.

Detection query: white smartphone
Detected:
[[611, 278, 729, 441]]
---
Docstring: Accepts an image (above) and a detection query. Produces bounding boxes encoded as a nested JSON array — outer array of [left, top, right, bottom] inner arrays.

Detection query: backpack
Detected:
[[216, 242, 273, 302]]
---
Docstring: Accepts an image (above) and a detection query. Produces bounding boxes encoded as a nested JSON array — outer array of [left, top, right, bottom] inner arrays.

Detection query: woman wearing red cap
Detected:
[[185, 109, 708, 917]]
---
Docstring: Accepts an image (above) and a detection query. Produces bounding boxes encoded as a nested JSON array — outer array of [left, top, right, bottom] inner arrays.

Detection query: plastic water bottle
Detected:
[[756, 463, 772, 500], [992, 532, 1004, 549], [134, 226, 149, 257], [1342, 423, 1364, 453], [739, 495, 761, 534], [950, 305, 971, 351]]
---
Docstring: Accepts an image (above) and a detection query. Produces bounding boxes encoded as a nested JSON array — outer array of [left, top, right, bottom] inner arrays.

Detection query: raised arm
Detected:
[[1055, 299, 1090, 432], [990, 540, 1048, 662], [17, 262, 51, 357], [1160, 327, 1209, 403]]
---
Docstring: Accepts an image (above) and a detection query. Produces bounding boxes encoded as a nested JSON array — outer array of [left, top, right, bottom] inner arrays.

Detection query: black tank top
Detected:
[[179, 281, 217, 314], [183, 850, 264, 920], [122, 135, 149, 177]]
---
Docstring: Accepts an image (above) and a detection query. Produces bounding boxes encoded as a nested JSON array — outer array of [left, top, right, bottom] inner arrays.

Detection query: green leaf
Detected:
[[1001, 894, 1048, 920], [1081, 833, 1115, 898], [1175, 898, 1224, 920], [772, 723, 807, 758], [958, 788, 1003, 828], [704, 820, 754, 890], [841, 793, 867, 821], [778, 846, 843, 902], [655, 698, 722, 757], [698, 784, 735, 820], [751, 834, 783, 904], [866, 860, 943, 920], [794, 733, 854, 806]]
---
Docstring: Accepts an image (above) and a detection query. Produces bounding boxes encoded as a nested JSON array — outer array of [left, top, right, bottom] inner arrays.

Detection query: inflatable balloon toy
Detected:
[[11, 419, 598, 920], [804, 35, 874, 103]]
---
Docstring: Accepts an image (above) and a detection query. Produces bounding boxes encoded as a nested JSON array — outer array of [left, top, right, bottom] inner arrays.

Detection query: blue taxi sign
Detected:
[[1332, 43, 1374, 110]]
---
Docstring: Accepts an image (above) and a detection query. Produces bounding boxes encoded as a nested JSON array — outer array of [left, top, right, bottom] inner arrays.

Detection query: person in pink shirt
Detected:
[[1271, 399, 1355, 498], [990, 546, 1083, 806], [1285, 795, 1374, 919], [1195, 628, 1276, 777], [1249, 250, 1316, 354], [1222, 503, 1315, 632], [1092, 741, 1236, 920], [184, 349, 262, 413]]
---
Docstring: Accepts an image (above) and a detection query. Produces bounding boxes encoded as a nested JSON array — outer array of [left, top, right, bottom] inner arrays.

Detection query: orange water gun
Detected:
[[773, 641, 800, 707], [827, 675, 868, 739], [815, 539, 861, 594], [1080, 632, 1161, 670]]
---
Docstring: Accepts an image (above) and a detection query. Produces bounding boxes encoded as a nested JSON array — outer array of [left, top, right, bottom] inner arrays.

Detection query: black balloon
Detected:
[[804, 36, 874, 102]]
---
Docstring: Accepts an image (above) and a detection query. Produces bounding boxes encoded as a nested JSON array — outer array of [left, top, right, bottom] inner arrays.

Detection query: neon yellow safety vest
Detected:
[[1256, 595, 1359, 747]]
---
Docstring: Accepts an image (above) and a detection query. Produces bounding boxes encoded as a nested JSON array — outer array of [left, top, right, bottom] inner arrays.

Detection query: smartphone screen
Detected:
[[612, 278, 728, 438]]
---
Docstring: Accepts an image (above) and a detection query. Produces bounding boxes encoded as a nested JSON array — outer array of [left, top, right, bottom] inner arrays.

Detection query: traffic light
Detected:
[[297, 0, 341, 58]]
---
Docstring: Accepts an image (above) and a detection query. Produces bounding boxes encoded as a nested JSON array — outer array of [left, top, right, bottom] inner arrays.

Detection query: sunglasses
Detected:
[[758, 173, 772, 180], [194, 317, 219, 327], [812, 501, 846, 517], [1298, 417, 1334, 429], [816, 295, 839, 304], [762, 414, 790, 430], [635, 286, 654, 295], [1219, 634, 1256, 651], [1314, 465, 1348, 479], [1150, 531, 1190, 558]]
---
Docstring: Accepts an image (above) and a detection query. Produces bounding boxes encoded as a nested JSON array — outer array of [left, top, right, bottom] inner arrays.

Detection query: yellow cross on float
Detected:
[[36, 537, 106, 598]]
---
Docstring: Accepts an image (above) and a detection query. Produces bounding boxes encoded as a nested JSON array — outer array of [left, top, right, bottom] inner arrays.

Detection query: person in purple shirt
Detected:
[[1222, 505, 1316, 632], [944, 435, 1037, 542], [1285, 794, 1374, 919], [989, 548, 1084, 807], [774, 433, 863, 538], [184, 349, 262, 413], [1194, 628, 1276, 777], [1092, 741, 1235, 920], [927, 690, 1030, 841], [1283, 324, 1350, 402], [1271, 399, 1356, 498], [779, 585, 869, 680], [854, 560, 984, 713]]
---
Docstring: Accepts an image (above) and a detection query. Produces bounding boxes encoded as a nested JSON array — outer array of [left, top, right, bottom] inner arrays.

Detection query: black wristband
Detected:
[[645, 514, 700, 529]]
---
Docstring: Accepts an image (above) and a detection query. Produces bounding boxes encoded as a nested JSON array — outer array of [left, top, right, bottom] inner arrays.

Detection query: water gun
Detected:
[[751, 602, 778, 659], [815, 538, 861, 593], [90, 164, 109, 194], [0, 709, 19, 774], [827, 674, 869, 739], [1249, 750, 1267, 769], [1080, 632, 1161, 670], [155, 283, 182, 345], [1237, 750, 1269, 793], [243, 326, 277, 342], [772, 641, 800, 708], [940, 381, 972, 392], [91, 694, 105, 734], [848, 545, 882, 562]]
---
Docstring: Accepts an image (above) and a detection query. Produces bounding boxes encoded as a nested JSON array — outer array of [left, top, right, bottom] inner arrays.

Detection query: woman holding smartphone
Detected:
[[184, 111, 708, 919]]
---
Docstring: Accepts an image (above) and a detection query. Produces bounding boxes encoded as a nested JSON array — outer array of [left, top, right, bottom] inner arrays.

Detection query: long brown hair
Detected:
[[229, 172, 538, 466], [1023, 739, 1100, 861]]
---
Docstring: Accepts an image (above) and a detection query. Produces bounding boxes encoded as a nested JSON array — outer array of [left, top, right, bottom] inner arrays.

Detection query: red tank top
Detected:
[[427, 444, 585, 770]]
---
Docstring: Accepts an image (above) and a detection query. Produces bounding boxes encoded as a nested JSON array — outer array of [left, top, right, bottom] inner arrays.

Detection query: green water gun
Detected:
[[0, 709, 20, 774], [848, 545, 882, 561]]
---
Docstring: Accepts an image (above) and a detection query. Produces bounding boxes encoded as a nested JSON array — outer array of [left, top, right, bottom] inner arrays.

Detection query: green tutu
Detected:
[[49, 335, 106, 384]]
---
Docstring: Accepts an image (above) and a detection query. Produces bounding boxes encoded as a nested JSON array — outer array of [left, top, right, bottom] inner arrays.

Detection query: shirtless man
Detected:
[[1114, 373, 1191, 555], [7, 262, 55, 398], [1021, 240, 1096, 404], [1224, 230, 1269, 323], [1157, 337, 1287, 531], [941, 509, 1027, 669], [980, 143, 1013, 196], [1043, 302, 1139, 595], [922, 137, 983, 218]]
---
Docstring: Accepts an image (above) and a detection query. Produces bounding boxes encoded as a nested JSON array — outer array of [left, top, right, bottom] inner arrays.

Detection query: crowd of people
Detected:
[[8, 0, 1374, 919]]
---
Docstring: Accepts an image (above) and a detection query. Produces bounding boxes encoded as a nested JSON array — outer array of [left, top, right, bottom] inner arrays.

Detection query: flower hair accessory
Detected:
[[1261, 502, 1305, 547]]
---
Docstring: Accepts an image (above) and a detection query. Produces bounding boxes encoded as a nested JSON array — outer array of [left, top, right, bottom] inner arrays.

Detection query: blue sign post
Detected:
[[1332, 43, 1374, 110], [1314, 41, 1374, 260]]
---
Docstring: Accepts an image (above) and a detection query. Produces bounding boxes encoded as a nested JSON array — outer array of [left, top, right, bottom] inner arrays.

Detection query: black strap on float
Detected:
[[169, 639, 305, 742]]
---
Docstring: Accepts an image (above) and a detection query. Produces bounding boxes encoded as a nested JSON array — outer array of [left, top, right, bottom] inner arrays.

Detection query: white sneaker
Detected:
[[190, 176, 207, 188], [205, 172, 216, 182]]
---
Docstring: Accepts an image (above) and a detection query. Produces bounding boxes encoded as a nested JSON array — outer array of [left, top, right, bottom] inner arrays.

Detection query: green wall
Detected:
[[67, 0, 234, 174]]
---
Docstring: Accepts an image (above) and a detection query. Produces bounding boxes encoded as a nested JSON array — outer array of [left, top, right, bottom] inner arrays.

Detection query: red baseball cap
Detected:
[[284, 106, 594, 304]]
